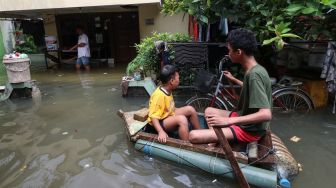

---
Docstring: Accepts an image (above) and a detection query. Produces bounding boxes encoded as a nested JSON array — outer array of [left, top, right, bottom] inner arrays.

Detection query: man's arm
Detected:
[[69, 42, 86, 50], [223, 71, 243, 87], [151, 118, 168, 143], [227, 108, 271, 125], [69, 44, 78, 51], [78, 43, 86, 47], [208, 108, 271, 127]]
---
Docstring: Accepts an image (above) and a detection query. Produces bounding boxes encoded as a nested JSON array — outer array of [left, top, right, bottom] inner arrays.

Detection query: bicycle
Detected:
[[185, 56, 315, 114]]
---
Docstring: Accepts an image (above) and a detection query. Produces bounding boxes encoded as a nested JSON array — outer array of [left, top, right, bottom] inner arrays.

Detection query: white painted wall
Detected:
[[138, 4, 189, 39]]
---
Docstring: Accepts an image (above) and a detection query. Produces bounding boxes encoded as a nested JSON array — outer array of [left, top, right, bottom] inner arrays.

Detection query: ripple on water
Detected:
[[19, 154, 65, 188], [99, 153, 173, 188], [1, 121, 16, 127]]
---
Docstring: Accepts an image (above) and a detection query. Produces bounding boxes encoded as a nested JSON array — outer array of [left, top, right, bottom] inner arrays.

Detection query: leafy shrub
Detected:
[[126, 32, 191, 75], [14, 34, 38, 54]]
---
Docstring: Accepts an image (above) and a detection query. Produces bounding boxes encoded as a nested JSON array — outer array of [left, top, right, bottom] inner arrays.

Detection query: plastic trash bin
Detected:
[[3, 58, 31, 83]]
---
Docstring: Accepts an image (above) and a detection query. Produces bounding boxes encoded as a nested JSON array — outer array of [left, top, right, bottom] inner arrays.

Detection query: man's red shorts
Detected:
[[229, 112, 261, 143]]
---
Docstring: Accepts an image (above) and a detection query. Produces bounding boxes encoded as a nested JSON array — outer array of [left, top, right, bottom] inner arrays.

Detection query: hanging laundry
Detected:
[[219, 17, 229, 36], [198, 24, 203, 42], [219, 8, 229, 36], [188, 16, 199, 41], [193, 18, 198, 41], [321, 42, 336, 113], [206, 24, 211, 42]]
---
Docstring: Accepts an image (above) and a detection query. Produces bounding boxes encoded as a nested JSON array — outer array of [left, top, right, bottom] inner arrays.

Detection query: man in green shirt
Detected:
[[189, 28, 272, 144]]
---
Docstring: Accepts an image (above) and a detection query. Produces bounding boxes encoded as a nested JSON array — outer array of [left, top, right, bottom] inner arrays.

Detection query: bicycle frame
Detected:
[[209, 71, 313, 112], [209, 71, 239, 110], [187, 54, 314, 113]]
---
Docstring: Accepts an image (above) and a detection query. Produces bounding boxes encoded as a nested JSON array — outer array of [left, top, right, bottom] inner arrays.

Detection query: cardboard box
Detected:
[[303, 80, 328, 108]]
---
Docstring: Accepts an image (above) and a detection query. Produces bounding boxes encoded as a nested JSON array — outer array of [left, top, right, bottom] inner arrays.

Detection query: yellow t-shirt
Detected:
[[147, 86, 175, 124]]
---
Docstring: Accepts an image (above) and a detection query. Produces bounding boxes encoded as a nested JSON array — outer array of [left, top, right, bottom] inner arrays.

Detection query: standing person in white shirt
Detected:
[[70, 26, 91, 72]]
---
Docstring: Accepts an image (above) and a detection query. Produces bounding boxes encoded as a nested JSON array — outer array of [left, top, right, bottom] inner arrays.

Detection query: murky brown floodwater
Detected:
[[0, 68, 336, 188]]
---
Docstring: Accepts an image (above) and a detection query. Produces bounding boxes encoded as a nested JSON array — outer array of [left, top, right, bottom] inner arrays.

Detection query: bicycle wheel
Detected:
[[272, 88, 314, 113], [186, 95, 228, 115]]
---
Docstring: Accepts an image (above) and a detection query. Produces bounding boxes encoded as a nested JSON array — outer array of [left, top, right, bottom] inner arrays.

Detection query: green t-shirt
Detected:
[[237, 64, 272, 136]]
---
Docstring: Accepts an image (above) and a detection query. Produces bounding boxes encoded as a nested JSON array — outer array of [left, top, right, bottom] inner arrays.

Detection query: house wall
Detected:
[[43, 14, 58, 36], [138, 4, 189, 39], [41, 4, 189, 41]]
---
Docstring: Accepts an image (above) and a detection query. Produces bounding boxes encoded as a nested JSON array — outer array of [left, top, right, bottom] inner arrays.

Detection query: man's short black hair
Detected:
[[227, 28, 258, 56], [160, 65, 177, 84]]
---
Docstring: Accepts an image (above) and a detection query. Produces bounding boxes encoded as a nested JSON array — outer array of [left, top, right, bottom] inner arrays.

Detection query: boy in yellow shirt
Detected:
[[146, 65, 201, 143]]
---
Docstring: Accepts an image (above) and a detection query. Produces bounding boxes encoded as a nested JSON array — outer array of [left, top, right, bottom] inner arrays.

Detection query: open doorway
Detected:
[[55, 11, 139, 68]]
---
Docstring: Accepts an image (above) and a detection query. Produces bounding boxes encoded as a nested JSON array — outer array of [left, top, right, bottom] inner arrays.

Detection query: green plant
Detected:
[[126, 32, 191, 75], [263, 22, 301, 50], [14, 34, 38, 54], [162, 0, 336, 50]]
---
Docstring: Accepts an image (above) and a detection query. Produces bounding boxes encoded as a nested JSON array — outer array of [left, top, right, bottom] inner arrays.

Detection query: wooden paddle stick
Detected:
[[213, 126, 250, 188]]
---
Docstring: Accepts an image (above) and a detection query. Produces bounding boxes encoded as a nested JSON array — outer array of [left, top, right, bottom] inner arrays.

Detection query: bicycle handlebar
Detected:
[[218, 55, 231, 75]]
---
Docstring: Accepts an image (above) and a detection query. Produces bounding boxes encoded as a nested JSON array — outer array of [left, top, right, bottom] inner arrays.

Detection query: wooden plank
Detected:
[[137, 132, 248, 164], [213, 127, 250, 188], [117, 109, 132, 141], [118, 109, 147, 138], [249, 130, 275, 166], [133, 108, 148, 122]]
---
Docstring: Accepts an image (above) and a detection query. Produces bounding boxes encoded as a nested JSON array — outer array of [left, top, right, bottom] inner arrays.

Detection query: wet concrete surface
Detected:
[[0, 69, 336, 188]]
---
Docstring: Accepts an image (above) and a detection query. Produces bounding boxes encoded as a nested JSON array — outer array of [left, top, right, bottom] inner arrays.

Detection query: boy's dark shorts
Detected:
[[143, 119, 179, 139], [144, 119, 165, 133]]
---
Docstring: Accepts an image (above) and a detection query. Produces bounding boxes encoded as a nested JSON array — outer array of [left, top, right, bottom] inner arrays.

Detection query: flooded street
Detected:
[[1, 69, 336, 188]]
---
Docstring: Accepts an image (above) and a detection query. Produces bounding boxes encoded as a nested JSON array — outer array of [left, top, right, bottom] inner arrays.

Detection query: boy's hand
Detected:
[[158, 131, 168, 143]]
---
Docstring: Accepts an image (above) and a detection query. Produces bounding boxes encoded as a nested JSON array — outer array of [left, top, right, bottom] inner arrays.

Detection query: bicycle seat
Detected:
[[278, 76, 294, 85], [290, 81, 303, 86]]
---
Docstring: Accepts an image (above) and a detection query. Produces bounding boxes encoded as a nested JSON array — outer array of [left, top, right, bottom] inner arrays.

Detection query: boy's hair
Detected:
[[160, 65, 177, 84], [227, 28, 258, 56]]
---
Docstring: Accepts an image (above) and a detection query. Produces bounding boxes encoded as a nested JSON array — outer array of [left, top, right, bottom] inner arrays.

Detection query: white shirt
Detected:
[[78, 34, 90, 58]]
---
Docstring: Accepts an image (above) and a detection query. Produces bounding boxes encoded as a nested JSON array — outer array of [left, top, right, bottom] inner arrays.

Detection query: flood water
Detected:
[[0, 68, 336, 188]]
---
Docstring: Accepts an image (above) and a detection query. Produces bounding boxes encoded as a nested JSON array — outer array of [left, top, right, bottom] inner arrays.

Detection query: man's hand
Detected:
[[223, 71, 235, 81], [157, 131, 168, 143], [206, 115, 231, 127], [223, 71, 243, 86]]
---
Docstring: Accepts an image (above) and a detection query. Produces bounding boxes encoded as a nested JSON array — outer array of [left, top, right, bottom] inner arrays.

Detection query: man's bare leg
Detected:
[[203, 107, 232, 146], [204, 107, 231, 120], [84, 65, 90, 72], [76, 64, 81, 73], [189, 127, 234, 144]]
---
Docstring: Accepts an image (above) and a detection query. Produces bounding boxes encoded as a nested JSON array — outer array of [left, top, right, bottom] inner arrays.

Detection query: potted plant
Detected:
[[14, 32, 45, 67], [126, 32, 192, 77]]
